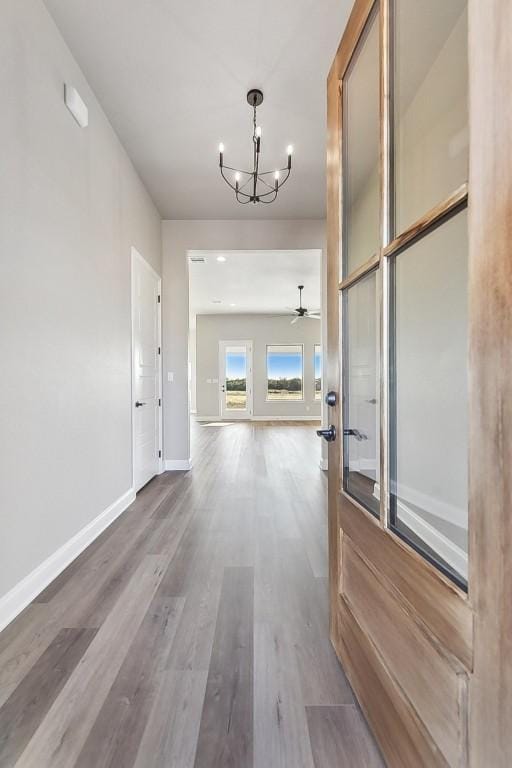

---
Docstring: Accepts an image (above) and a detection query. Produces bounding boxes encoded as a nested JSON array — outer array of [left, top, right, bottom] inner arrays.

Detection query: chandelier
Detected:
[[218, 89, 293, 205]]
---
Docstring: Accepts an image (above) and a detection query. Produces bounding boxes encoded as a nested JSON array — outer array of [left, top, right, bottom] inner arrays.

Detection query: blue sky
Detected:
[[314, 347, 322, 379], [267, 351, 302, 379], [226, 352, 246, 378]]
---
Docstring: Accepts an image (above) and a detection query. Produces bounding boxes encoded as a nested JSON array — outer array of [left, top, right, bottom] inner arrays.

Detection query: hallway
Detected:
[[0, 422, 382, 767]]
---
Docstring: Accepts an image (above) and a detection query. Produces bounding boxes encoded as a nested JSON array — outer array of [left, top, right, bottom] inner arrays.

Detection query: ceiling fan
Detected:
[[287, 285, 321, 324]]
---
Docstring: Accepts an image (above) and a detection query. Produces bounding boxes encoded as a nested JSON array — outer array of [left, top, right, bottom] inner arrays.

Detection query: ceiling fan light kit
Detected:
[[218, 89, 293, 205]]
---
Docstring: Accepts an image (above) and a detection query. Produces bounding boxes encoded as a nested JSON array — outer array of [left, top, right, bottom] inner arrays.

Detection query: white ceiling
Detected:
[[43, 0, 351, 220], [189, 250, 321, 325]]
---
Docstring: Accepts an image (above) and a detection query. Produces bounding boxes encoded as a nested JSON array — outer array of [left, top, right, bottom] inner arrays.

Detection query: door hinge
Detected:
[[158, 398, 161, 406], [158, 449, 162, 458], [157, 294, 161, 303], [158, 346, 161, 355]]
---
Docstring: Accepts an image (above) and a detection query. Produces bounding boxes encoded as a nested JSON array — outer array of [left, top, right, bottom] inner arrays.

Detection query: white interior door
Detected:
[[132, 248, 161, 491], [219, 340, 253, 420]]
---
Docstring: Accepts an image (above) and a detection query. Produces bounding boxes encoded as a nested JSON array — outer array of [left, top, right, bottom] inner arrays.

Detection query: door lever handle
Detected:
[[316, 425, 336, 442], [135, 401, 147, 407], [344, 428, 367, 441]]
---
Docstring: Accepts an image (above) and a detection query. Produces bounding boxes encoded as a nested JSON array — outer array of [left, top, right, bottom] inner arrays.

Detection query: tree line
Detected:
[[226, 377, 304, 392]]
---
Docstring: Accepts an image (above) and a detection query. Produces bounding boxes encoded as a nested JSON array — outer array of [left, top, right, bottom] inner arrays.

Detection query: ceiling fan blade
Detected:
[[290, 316, 300, 325], [305, 314, 321, 320]]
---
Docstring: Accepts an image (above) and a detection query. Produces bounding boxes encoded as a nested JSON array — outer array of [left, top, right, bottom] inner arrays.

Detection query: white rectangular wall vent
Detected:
[[189, 255, 206, 264], [64, 84, 89, 128]]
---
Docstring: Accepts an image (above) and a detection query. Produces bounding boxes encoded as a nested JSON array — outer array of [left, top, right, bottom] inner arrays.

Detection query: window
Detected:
[[266, 344, 303, 401], [342, 271, 380, 517], [339, 0, 469, 588], [389, 210, 468, 584], [314, 345, 322, 400]]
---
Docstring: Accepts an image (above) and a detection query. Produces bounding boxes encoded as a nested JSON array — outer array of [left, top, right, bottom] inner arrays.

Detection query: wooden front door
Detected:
[[325, 1, 512, 766]]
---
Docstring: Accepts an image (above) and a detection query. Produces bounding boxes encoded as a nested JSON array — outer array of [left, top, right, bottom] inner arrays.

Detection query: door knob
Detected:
[[316, 425, 336, 442], [325, 390, 337, 407], [135, 401, 146, 407]]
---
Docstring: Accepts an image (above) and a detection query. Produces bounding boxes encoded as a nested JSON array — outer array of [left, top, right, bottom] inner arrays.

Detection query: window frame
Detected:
[[314, 344, 322, 401], [265, 343, 305, 403], [338, 0, 469, 590]]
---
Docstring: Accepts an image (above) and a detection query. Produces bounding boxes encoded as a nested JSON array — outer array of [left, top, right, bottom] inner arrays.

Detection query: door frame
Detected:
[[131, 246, 163, 490], [327, 1, 512, 765], [218, 339, 253, 420]]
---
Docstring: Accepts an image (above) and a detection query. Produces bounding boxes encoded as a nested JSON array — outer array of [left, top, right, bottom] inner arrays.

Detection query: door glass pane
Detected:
[[390, 210, 468, 586], [343, 270, 380, 516], [343, 8, 380, 277], [314, 344, 322, 400], [225, 346, 247, 410], [267, 345, 303, 400], [394, 0, 468, 233]]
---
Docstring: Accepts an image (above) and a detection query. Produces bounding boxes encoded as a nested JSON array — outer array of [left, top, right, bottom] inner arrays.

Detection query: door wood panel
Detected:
[[338, 495, 472, 669], [326, 0, 512, 765], [341, 540, 468, 767], [336, 597, 450, 768]]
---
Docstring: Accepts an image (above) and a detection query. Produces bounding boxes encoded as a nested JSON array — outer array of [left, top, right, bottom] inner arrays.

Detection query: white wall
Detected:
[[0, 0, 162, 610], [162, 220, 326, 461], [196, 314, 321, 420]]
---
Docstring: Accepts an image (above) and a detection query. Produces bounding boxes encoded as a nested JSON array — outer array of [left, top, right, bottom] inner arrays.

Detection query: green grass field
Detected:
[[225, 389, 304, 409], [226, 392, 247, 409], [267, 390, 303, 401]]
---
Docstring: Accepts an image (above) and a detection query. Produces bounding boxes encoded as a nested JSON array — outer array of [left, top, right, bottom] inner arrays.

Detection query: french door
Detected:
[[218, 340, 253, 420], [326, 1, 512, 766]]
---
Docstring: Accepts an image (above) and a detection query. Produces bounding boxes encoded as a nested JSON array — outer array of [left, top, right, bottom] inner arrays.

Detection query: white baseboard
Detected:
[[319, 457, 328, 470], [164, 458, 192, 471], [349, 458, 377, 472], [250, 415, 321, 422], [195, 415, 320, 423], [195, 416, 221, 422], [0, 487, 135, 633]]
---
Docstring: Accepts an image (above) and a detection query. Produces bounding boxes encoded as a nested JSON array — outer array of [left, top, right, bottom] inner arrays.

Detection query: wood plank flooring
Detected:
[[0, 421, 384, 767]]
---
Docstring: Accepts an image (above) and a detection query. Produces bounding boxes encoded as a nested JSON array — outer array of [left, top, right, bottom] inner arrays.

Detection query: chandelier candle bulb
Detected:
[[287, 145, 293, 170], [218, 143, 224, 166]]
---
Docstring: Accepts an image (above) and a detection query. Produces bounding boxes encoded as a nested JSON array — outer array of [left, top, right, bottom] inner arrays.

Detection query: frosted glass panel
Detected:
[[390, 210, 468, 584], [343, 270, 380, 516], [343, 10, 380, 276], [394, 0, 468, 233]]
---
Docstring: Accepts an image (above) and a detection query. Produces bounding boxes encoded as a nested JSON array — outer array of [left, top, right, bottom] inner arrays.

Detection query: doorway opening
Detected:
[[187, 249, 324, 433]]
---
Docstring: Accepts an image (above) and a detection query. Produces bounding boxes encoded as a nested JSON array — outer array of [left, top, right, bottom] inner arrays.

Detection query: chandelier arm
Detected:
[[220, 166, 240, 193], [258, 190, 279, 204], [258, 165, 290, 176], [238, 176, 253, 192], [257, 176, 276, 191], [235, 187, 252, 204], [275, 168, 292, 188], [222, 164, 253, 176], [256, 186, 282, 199]]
